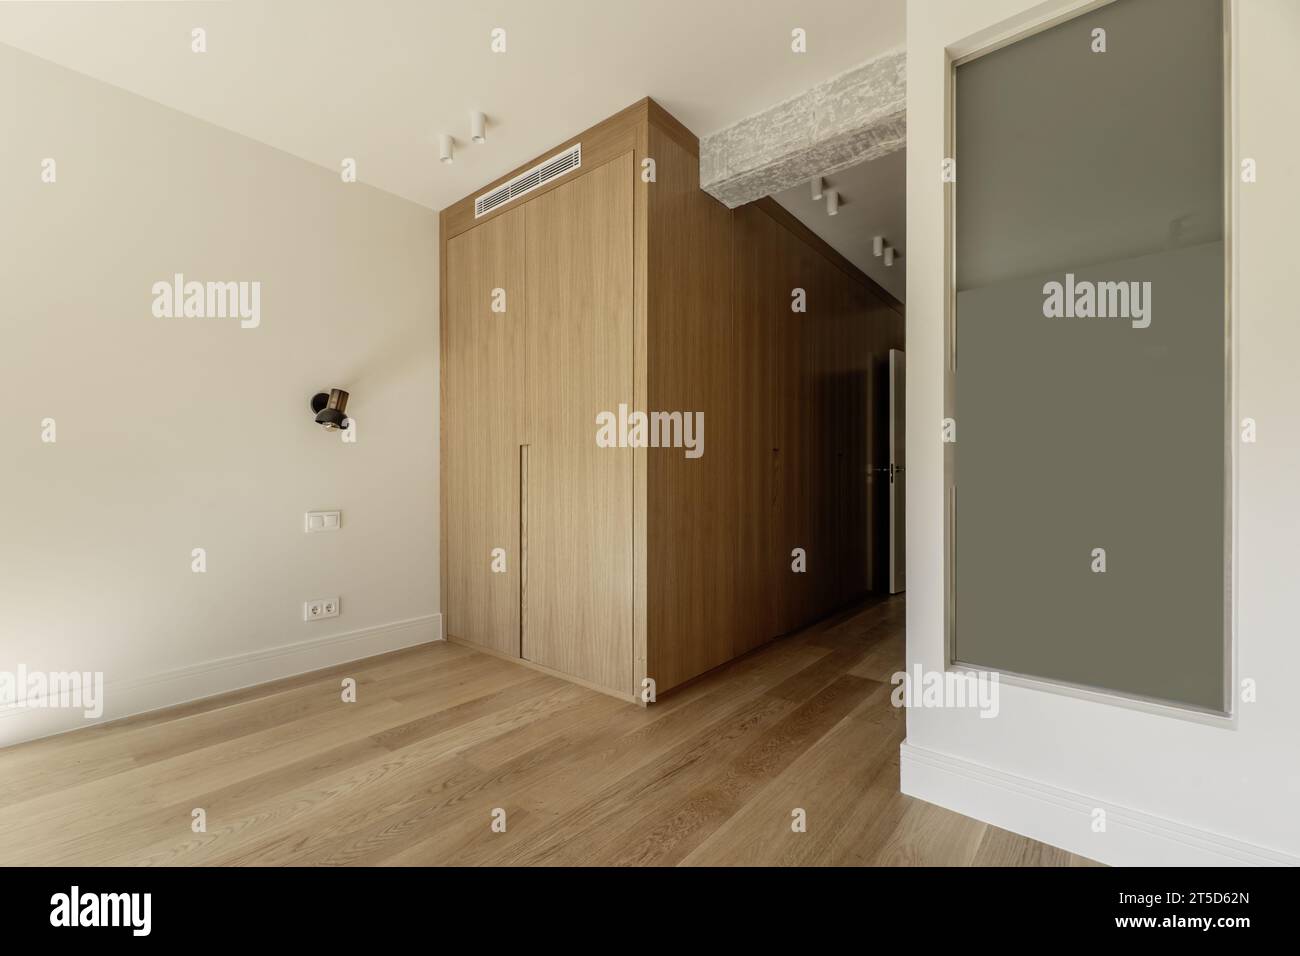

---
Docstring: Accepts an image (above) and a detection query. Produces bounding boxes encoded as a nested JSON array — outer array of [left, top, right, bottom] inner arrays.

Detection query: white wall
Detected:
[[0, 45, 440, 746], [903, 0, 1300, 864]]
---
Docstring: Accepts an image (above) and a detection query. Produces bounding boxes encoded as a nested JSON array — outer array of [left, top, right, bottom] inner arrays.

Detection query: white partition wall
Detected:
[[904, 0, 1300, 865]]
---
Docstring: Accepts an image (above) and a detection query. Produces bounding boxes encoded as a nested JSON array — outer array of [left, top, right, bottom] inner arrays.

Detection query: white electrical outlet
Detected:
[[303, 597, 340, 621]]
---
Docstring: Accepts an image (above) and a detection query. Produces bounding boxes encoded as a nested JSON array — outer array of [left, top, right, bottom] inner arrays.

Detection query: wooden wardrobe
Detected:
[[441, 98, 903, 703]]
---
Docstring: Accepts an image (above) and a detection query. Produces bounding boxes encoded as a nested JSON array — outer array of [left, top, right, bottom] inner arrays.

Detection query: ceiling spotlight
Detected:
[[311, 389, 351, 430], [873, 236, 884, 257], [470, 111, 486, 144], [811, 176, 823, 201], [439, 133, 454, 164], [884, 246, 896, 267], [826, 188, 839, 216]]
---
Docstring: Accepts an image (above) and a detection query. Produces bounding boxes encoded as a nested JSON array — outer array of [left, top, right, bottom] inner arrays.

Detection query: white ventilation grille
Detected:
[[474, 143, 582, 218]]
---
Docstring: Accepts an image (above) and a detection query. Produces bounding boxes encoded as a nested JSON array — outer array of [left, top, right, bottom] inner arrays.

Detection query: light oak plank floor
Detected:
[[0, 596, 1098, 867]]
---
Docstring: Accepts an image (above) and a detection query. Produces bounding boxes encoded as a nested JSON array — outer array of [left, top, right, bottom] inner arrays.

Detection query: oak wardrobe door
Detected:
[[523, 154, 635, 695], [445, 207, 525, 656]]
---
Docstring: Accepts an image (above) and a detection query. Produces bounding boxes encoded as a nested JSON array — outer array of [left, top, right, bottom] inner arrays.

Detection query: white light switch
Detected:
[[306, 511, 341, 533]]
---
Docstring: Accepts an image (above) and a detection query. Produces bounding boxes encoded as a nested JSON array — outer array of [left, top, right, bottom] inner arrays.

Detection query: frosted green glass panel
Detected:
[[952, 0, 1227, 712]]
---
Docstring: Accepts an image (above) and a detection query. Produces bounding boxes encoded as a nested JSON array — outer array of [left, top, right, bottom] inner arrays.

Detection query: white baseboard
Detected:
[[900, 740, 1299, 867], [0, 613, 442, 748]]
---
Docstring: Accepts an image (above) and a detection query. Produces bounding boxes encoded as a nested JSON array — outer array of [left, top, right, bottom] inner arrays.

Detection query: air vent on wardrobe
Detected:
[[474, 143, 582, 218]]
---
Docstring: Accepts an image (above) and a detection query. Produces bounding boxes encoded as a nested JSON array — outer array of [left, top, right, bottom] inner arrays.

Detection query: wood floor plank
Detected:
[[849, 630, 906, 684], [12, 656, 531, 865], [0, 697, 411, 848], [0, 641, 473, 765], [682, 683, 904, 866], [397, 649, 836, 866], [506, 693, 799, 865], [189, 682, 595, 866], [0, 642, 487, 805], [0, 597, 1097, 867], [868, 799, 990, 866], [598, 674, 884, 866], [971, 825, 1106, 867]]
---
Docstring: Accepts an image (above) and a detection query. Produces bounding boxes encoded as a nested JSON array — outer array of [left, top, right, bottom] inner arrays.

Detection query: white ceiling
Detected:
[[773, 149, 906, 301], [0, 0, 904, 212]]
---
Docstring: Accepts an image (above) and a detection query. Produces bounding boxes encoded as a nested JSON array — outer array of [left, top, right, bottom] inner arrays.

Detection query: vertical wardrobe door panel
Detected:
[[792, 233, 823, 628], [524, 154, 635, 695], [811, 254, 838, 619], [844, 282, 872, 599], [730, 205, 779, 653], [445, 208, 525, 656], [768, 212, 811, 636]]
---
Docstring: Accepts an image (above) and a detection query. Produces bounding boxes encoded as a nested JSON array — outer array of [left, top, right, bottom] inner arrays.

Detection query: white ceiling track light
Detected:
[[825, 188, 839, 216], [811, 176, 823, 201], [439, 133, 454, 164], [470, 111, 486, 144], [872, 236, 899, 266]]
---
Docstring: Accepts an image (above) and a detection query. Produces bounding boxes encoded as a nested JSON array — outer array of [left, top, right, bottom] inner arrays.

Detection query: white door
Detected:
[[889, 349, 905, 594]]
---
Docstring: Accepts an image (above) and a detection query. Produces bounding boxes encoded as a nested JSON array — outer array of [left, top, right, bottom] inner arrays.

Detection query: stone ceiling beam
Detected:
[[699, 48, 906, 209]]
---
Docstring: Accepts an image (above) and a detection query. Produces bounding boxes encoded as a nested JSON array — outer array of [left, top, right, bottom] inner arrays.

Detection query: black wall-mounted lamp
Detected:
[[310, 389, 350, 430]]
